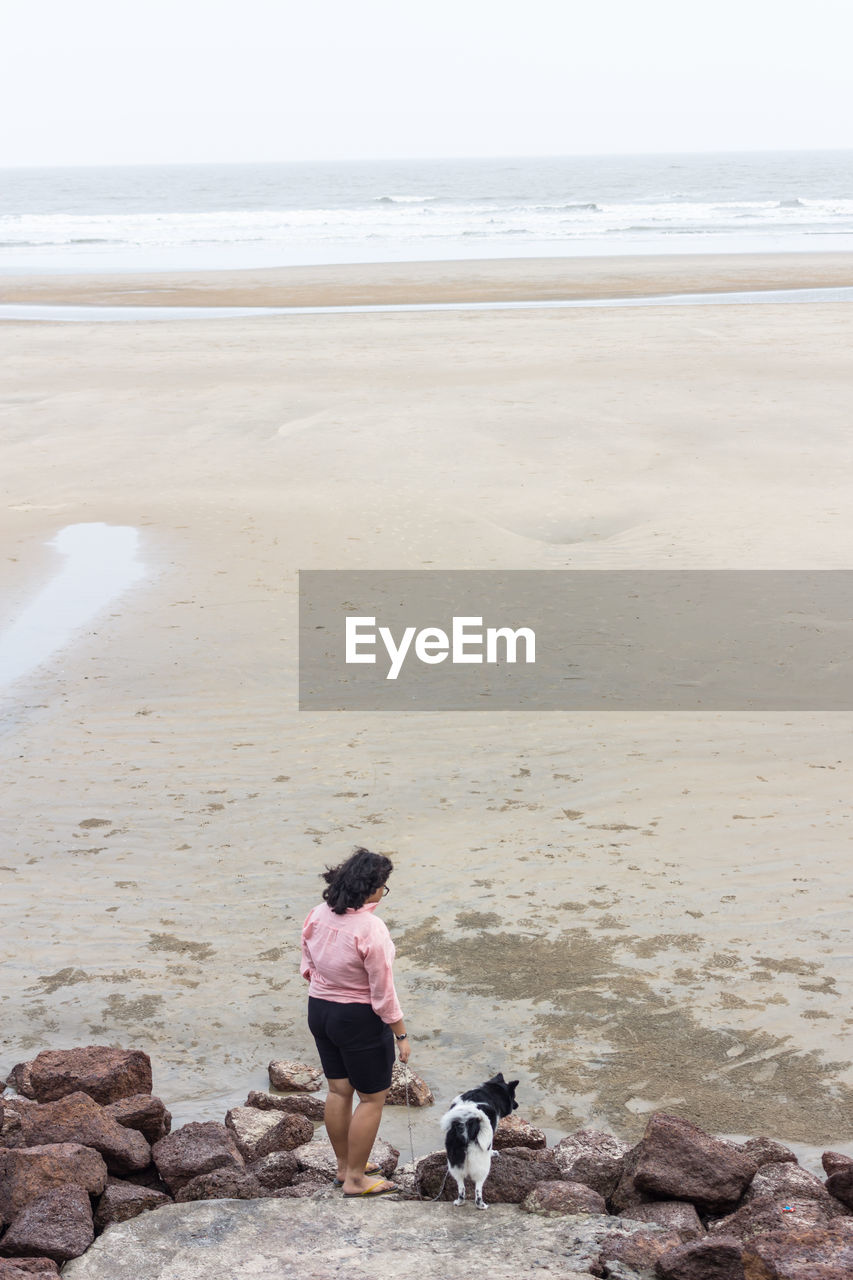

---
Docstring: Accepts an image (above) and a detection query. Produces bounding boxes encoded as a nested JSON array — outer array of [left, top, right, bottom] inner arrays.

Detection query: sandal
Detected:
[[343, 1179, 398, 1198], [333, 1162, 382, 1188]]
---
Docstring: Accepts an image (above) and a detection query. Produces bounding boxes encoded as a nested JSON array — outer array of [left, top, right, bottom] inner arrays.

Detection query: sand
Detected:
[[2, 254, 853, 1163]]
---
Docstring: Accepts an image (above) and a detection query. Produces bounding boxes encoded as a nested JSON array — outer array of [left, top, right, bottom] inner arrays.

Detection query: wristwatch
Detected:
[[395, 1032, 408, 1041]]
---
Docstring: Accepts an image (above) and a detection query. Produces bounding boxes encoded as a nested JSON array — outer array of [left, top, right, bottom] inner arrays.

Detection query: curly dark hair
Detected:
[[322, 847, 393, 915]]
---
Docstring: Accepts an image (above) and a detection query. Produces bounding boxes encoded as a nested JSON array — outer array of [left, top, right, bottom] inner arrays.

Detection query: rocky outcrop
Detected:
[[631, 1113, 759, 1213], [740, 1219, 853, 1279], [655, 1235, 746, 1279], [224, 1107, 312, 1161], [0, 1146, 108, 1223], [624, 1199, 706, 1242], [243, 1090, 325, 1122], [493, 1115, 546, 1150], [93, 1183, 171, 1231], [266, 1061, 322, 1092], [3, 1092, 150, 1175], [103, 1095, 171, 1144], [521, 1180, 606, 1215], [552, 1129, 629, 1199], [151, 1122, 244, 1194], [25, 1048, 152, 1105], [293, 1137, 398, 1182], [0, 1186, 94, 1264], [384, 1063, 434, 1107]]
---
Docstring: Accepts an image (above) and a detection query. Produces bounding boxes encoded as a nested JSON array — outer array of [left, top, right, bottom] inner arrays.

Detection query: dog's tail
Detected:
[[441, 1102, 492, 1167]]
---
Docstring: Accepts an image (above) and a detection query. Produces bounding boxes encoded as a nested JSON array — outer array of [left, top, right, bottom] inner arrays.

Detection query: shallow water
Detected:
[[2, 285, 853, 323], [0, 523, 145, 691]]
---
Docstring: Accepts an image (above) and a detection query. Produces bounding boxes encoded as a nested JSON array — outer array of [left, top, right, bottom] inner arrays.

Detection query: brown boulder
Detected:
[[740, 1220, 853, 1279], [656, 1236, 745, 1279], [4, 1064, 36, 1099], [384, 1063, 434, 1107], [28, 1048, 151, 1105], [633, 1113, 758, 1212], [224, 1107, 313, 1161], [244, 1091, 325, 1122], [737, 1137, 797, 1169], [5, 1092, 150, 1175], [0, 1260, 60, 1277], [611, 1141, 658, 1214], [93, 1181, 171, 1231], [593, 1229, 684, 1276], [521, 1180, 606, 1216], [250, 1150, 299, 1190], [743, 1160, 838, 1208], [822, 1151, 853, 1178], [553, 1129, 630, 1200], [493, 1115, 546, 1150], [0, 1185, 93, 1264], [103, 1094, 171, 1144], [267, 1061, 322, 1092], [626, 1200, 706, 1242], [0, 1145, 107, 1222], [174, 1167, 267, 1202], [415, 1148, 561, 1204], [710, 1196, 842, 1243], [151, 1121, 244, 1194]]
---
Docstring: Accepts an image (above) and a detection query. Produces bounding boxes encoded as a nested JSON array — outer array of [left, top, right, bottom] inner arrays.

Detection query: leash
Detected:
[[403, 1062, 449, 1202]]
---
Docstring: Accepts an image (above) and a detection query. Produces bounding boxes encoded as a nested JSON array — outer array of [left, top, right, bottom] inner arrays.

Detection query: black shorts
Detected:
[[307, 996, 395, 1094]]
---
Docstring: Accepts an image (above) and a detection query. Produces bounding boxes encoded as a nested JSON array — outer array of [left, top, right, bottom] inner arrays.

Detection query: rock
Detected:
[[521, 1180, 606, 1215], [632, 1113, 758, 1212], [611, 1142, 658, 1214], [267, 1061, 322, 1092], [553, 1129, 630, 1200], [0, 1260, 60, 1278], [0, 1185, 94, 1264], [224, 1107, 312, 1161], [57, 1198, 647, 1280], [740, 1220, 853, 1279], [244, 1090, 325, 1122], [826, 1167, 853, 1211], [151, 1122, 244, 1194], [0, 1145, 108, 1222], [384, 1063, 434, 1106], [173, 1168, 267, 1202], [493, 1115, 546, 1150], [270, 1183, 330, 1199], [626, 1200, 706, 1242], [710, 1195, 842, 1243], [737, 1137, 797, 1168], [28, 1048, 152, 1105], [5, 1063, 36, 1098], [655, 1236, 745, 1279], [120, 1168, 171, 1195], [293, 1137, 399, 1181], [743, 1160, 838, 1207], [5, 1091, 151, 1175], [103, 1095, 171, 1144], [593, 1229, 684, 1276], [93, 1182, 171, 1231], [415, 1148, 561, 1204], [822, 1151, 853, 1178], [249, 1150, 298, 1191]]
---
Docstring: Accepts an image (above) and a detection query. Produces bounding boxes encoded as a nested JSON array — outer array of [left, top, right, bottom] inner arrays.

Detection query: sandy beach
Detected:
[[2, 253, 853, 1163]]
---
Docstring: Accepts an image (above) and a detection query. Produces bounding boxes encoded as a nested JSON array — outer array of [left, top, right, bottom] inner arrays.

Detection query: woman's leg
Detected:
[[342, 1087, 391, 1193], [324, 1077, 355, 1180]]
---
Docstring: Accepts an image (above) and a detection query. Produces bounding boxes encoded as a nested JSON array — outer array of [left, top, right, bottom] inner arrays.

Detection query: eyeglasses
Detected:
[[381, 884, 390, 897]]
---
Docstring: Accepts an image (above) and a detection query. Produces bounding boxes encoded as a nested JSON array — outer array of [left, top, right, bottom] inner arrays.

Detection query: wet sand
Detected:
[[2, 255, 853, 1162]]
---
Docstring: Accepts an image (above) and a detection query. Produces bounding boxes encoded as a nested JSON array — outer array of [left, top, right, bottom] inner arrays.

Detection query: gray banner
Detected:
[[298, 570, 853, 710]]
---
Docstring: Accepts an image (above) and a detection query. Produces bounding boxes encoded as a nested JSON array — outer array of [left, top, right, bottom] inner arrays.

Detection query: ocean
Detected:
[[1, 151, 852, 273]]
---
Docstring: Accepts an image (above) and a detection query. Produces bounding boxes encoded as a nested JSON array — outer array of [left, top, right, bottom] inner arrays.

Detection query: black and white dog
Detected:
[[440, 1072, 519, 1209]]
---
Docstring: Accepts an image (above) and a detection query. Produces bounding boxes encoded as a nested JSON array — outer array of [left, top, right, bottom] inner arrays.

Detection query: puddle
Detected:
[[1, 286, 853, 323], [0, 523, 145, 691]]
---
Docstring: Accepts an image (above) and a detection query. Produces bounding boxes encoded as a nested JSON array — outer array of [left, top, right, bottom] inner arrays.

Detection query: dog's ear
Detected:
[[491, 1072, 506, 1083], [507, 1080, 519, 1089]]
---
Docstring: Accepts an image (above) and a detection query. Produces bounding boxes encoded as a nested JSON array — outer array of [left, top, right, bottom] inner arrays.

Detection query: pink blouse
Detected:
[[300, 901, 403, 1025]]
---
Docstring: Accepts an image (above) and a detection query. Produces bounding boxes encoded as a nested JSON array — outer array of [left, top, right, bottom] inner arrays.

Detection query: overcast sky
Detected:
[[3, 0, 852, 166]]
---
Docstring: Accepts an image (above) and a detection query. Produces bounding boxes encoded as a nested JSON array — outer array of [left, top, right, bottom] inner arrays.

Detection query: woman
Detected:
[[301, 846, 410, 1197]]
